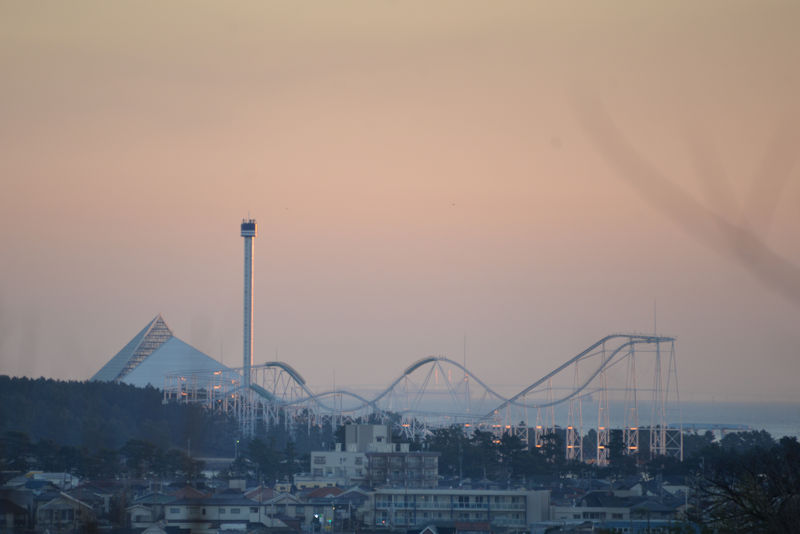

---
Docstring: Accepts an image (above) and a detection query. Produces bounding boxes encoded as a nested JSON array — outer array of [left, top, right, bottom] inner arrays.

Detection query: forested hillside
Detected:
[[0, 376, 238, 455]]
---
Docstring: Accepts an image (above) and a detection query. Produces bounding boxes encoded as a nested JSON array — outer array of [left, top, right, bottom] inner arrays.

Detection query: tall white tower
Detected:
[[241, 218, 257, 392]]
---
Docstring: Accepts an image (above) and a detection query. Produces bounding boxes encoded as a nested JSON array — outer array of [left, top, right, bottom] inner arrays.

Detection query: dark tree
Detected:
[[695, 435, 800, 533]]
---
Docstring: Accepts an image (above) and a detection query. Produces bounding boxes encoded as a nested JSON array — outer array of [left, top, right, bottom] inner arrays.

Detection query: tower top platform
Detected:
[[241, 219, 257, 237]]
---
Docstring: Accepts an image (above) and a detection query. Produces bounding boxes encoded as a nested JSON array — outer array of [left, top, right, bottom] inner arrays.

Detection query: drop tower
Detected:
[[241, 218, 257, 392]]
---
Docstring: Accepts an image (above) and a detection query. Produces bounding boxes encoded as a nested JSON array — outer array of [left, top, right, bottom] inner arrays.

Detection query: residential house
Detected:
[[127, 492, 176, 529], [165, 491, 260, 533], [36, 492, 97, 532], [0, 498, 27, 531]]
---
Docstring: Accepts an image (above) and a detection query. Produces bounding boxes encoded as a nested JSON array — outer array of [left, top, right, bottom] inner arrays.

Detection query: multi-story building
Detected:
[[366, 488, 550, 530], [366, 450, 439, 489], [296, 424, 439, 489], [304, 449, 368, 487]]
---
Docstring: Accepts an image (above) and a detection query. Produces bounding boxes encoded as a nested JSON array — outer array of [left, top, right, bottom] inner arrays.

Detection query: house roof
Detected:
[[302, 487, 343, 499], [171, 493, 258, 506], [630, 499, 679, 513], [580, 491, 633, 508], [65, 487, 111, 505], [39, 492, 94, 511], [72, 483, 113, 496], [134, 492, 177, 505], [245, 486, 275, 502], [171, 485, 210, 499], [0, 499, 26, 514], [265, 493, 301, 505]]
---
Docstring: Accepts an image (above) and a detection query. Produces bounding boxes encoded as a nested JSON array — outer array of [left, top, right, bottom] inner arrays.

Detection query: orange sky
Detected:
[[1, 1, 799, 402]]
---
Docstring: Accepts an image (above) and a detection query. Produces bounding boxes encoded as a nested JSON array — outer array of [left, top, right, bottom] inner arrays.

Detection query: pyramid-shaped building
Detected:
[[91, 314, 228, 388]]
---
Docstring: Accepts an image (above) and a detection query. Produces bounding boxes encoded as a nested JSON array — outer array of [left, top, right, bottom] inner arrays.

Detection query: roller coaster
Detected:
[[163, 334, 681, 463]]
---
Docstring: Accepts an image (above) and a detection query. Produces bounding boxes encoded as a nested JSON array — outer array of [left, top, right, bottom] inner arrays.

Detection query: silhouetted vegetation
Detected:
[[0, 376, 238, 455], [0, 430, 205, 480], [689, 432, 800, 533]]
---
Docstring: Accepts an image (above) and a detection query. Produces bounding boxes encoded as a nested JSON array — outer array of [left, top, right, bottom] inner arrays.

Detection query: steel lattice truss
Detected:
[[164, 334, 682, 462]]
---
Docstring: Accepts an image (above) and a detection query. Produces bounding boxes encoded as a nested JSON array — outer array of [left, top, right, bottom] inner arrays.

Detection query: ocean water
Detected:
[[675, 401, 800, 439], [534, 400, 800, 439], [338, 386, 800, 439]]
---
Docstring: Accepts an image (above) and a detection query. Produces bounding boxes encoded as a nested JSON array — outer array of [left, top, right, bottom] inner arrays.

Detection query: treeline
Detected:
[[421, 426, 663, 481], [689, 432, 800, 532], [0, 376, 238, 455], [1, 432, 204, 480], [422, 425, 791, 482]]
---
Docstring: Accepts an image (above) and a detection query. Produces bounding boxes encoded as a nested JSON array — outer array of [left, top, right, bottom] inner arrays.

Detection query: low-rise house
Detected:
[[66, 484, 113, 518], [551, 492, 632, 522], [36, 492, 96, 532], [630, 499, 682, 520], [263, 492, 303, 521], [165, 491, 260, 533], [611, 479, 647, 498], [128, 503, 158, 529], [0, 498, 28, 531], [0, 488, 35, 528], [551, 490, 683, 526], [300, 486, 372, 531], [128, 491, 176, 527], [245, 485, 275, 504]]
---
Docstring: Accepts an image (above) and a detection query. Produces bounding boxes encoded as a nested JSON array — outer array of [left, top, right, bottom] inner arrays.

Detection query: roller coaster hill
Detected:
[[164, 334, 682, 464]]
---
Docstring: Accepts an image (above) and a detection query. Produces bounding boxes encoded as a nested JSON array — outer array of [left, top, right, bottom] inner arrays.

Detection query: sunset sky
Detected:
[[1, 1, 799, 402]]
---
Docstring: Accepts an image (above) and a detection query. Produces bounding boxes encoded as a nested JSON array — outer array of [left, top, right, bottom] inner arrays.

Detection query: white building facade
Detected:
[[366, 488, 550, 530]]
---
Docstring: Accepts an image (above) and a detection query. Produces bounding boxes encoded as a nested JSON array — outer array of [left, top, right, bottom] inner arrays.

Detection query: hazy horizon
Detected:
[[1, 2, 799, 404]]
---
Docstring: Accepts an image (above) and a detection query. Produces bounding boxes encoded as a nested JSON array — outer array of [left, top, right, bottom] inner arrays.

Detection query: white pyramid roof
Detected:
[[91, 314, 228, 388]]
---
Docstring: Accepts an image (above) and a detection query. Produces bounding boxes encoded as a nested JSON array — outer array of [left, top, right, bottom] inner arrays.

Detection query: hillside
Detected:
[[0, 375, 238, 455]]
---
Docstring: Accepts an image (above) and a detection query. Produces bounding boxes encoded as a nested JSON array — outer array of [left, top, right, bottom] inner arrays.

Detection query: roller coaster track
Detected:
[[233, 334, 676, 423], [165, 333, 682, 460], [264, 355, 509, 415], [487, 334, 675, 415]]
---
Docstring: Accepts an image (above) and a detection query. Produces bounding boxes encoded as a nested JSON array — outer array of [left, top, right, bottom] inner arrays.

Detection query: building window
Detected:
[[251, 507, 259, 513], [231, 508, 241, 514], [220, 508, 226, 514], [169, 508, 179, 514], [314, 456, 326, 464]]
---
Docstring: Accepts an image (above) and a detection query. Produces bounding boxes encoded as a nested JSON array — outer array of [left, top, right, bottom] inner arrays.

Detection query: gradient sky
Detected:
[[1, 2, 799, 402]]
